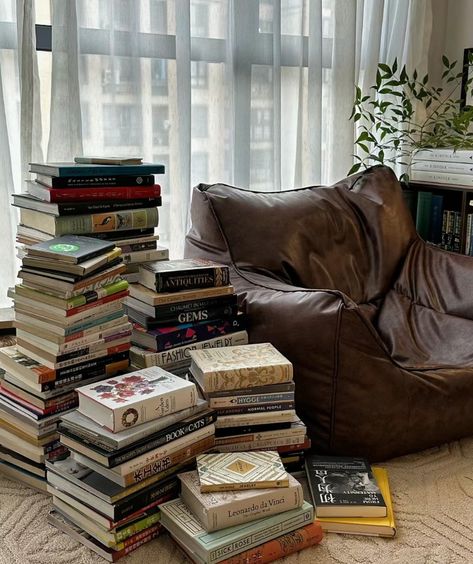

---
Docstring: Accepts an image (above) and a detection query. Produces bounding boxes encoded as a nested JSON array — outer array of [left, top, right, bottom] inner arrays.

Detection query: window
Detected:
[[152, 105, 170, 146], [150, 0, 167, 34], [191, 61, 208, 89], [250, 148, 272, 184], [190, 3, 209, 37], [251, 66, 273, 100], [151, 59, 168, 96], [101, 58, 138, 95], [191, 105, 208, 139], [103, 104, 141, 146], [251, 108, 273, 142], [81, 102, 90, 139], [192, 152, 209, 182]]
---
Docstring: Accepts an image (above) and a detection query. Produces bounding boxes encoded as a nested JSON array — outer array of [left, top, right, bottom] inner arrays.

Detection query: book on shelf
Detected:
[[36, 173, 155, 188], [19, 207, 159, 237], [13, 193, 162, 215], [74, 156, 143, 165], [189, 342, 293, 393], [412, 148, 473, 163], [179, 470, 303, 533], [415, 190, 432, 241], [304, 454, 386, 518], [26, 180, 161, 202], [313, 467, 396, 537], [196, 451, 289, 493], [77, 366, 198, 432], [159, 497, 314, 564], [139, 258, 230, 293], [29, 161, 165, 177]]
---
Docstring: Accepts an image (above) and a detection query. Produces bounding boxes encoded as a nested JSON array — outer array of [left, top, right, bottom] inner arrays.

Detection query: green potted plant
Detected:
[[349, 54, 473, 181]]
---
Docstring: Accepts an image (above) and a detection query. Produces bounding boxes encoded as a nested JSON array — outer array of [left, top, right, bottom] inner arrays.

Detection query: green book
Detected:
[[159, 498, 314, 564], [415, 191, 432, 240]]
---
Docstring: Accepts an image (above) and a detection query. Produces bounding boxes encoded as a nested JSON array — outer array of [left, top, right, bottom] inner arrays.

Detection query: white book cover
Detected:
[[77, 366, 197, 432]]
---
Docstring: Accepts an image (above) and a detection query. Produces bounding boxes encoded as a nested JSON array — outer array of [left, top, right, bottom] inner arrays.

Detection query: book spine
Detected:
[[441, 210, 448, 249], [215, 435, 307, 452], [413, 149, 473, 164], [453, 211, 462, 253], [182, 482, 303, 533], [65, 290, 128, 317], [209, 392, 295, 409], [124, 435, 215, 486], [144, 303, 238, 329], [113, 523, 162, 551], [154, 266, 230, 293], [113, 478, 180, 521], [112, 527, 162, 561], [119, 240, 157, 253], [53, 198, 162, 216], [117, 423, 214, 475], [109, 412, 216, 467], [46, 185, 161, 201], [114, 512, 161, 543], [411, 169, 473, 186], [215, 410, 295, 429], [130, 331, 249, 370], [122, 248, 169, 265], [66, 280, 129, 310], [220, 522, 324, 564], [51, 323, 131, 353], [205, 363, 293, 394], [214, 402, 296, 416], [207, 382, 295, 398], [411, 160, 473, 174], [56, 208, 159, 235], [63, 311, 125, 336], [415, 191, 432, 241], [38, 174, 155, 188], [207, 506, 314, 562], [111, 382, 197, 434], [428, 195, 443, 244]]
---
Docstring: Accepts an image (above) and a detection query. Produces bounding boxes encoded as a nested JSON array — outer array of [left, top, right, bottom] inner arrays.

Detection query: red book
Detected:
[[27, 182, 161, 202]]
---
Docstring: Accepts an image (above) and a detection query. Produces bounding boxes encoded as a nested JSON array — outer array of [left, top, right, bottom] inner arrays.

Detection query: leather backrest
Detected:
[[185, 165, 417, 303]]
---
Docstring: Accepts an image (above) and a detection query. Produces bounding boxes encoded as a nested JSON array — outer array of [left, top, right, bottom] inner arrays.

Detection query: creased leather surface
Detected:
[[184, 165, 473, 460]]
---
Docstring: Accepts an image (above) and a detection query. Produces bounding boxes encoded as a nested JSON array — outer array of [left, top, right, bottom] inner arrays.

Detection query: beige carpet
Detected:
[[1, 438, 473, 564]]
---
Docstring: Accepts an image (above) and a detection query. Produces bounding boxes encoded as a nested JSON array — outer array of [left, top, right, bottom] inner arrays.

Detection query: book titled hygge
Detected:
[[77, 366, 198, 433]]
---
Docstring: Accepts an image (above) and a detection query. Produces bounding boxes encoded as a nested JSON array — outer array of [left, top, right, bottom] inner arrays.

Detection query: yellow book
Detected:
[[316, 467, 396, 537]]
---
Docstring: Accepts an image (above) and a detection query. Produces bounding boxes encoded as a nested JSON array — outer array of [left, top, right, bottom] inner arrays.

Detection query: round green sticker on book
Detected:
[[49, 243, 80, 253]]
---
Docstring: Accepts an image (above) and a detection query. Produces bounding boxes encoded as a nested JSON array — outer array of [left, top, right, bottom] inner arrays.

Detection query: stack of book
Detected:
[[160, 450, 323, 564], [303, 455, 396, 537], [14, 158, 168, 283], [411, 148, 473, 188], [0, 236, 131, 491], [127, 259, 248, 375], [47, 365, 216, 561], [188, 343, 310, 471]]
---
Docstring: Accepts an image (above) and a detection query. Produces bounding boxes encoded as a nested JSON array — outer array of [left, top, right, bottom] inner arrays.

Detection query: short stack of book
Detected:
[[411, 148, 473, 188], [47, 365, 216, 561], [0, 236, 131, 491], [189, 343, 310, 470], [160, 450, 322, 564], [14, 158, 168, 283], [127, 259, 249, 375], [303, 454, 396, 537]]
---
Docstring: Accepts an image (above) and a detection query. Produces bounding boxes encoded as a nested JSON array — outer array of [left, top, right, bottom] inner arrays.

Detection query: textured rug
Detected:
[[2, 438, 473, 564]]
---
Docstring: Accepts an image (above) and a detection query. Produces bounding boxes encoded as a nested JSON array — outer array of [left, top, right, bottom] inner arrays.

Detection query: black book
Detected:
[[91, 228, 155, 241], [29, 162, 165, 177], [58, 409, 216, 468], [27, 235, 115, 264], [124, 295, 238, 329], [140, 258, 230, 293], [12, 194, 162, 216], [214, 421, 292, 438], [36, 173, 155, 188], [304, 455, 387, 518]]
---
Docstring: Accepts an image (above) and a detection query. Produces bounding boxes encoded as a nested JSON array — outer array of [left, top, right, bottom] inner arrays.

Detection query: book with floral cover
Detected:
[[77, 367, 197, 432], [189, 343, 293, 393]]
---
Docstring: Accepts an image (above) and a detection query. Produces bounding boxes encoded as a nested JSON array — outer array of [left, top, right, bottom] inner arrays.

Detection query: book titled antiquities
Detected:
[[179, 470, 303, 532], [189, 343, 293, 393], [77, 366, 198, 432]]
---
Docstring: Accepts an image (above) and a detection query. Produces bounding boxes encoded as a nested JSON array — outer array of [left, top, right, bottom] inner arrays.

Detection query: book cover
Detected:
[[29, 161, 165, 177], [159, 498, 314, 564], [189, 343, 293, 393], [139, 258, 230, 293], [36, 173, 155, 188], [74, 156, 143, 165], [304, 455, 386, 518], [196, 451, 289, 492], [314, 467, 396, 536], [27, 180, 160, 202], [77, 366, 198, 432], [27, 235, 115, 263], [179, 471, 302, 532]]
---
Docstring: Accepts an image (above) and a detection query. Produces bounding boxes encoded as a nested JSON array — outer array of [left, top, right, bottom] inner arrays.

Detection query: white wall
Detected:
[[444, 0, 473, 64]]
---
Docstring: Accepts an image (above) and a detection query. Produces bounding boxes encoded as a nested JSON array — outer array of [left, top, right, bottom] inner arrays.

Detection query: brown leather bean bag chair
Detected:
[[184, 165, 473, 461]]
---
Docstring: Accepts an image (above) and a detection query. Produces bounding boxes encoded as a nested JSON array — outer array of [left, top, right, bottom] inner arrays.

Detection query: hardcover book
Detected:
[[139, 258, 230, 293], [77, 366, 198, 432], [189, 343, 293, 393], [27, 235, 115, 263], [179, 471, 302, 532], [27, 180, 160, 202], [35, 173, 155, 188], [29, 161, 165, 177], [159, 498, 314, 564], [304, 455, 387, 518], [196, 451, 288, 492]]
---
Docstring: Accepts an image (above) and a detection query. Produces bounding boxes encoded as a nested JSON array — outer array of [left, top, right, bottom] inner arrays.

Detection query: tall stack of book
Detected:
[[303, 455, 396, 537], [47, 366, 216, 561], [0, 236, 131, 491], [159, 450, 322, 564], [14, 158, 168, 283], [188, 343, 310, 472], [127, 259, 248, 375]]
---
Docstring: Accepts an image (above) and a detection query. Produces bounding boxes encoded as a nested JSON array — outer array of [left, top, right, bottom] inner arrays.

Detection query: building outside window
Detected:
[[153, 105, 170, 146], [191, 105, 209, 139], [103, 104, 141, 146]]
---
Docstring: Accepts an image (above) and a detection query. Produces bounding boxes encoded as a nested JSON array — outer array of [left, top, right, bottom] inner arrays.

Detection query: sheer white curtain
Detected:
[[0, 0, 434, 306]]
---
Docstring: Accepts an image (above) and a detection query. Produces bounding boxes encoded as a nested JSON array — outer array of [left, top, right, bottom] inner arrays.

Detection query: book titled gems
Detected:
[[196, 451, 289, 492], [77, 366, 198, 433]]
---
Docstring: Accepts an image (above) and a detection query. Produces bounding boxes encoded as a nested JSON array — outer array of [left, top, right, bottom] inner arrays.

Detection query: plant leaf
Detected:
[[348, 163, 362, 175]]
